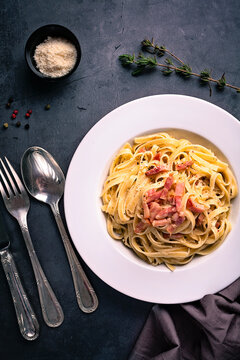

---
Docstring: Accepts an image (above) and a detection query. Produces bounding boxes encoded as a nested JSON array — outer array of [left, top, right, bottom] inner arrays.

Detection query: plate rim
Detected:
[[64, 94, 240, 304]]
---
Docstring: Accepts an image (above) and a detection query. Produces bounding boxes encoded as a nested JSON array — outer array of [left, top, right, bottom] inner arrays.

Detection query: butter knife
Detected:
[[0, 212, 39, 340]]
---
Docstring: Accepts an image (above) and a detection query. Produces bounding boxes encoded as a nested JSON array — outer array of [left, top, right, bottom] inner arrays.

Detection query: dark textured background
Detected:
[[0, 0, 239, 359]]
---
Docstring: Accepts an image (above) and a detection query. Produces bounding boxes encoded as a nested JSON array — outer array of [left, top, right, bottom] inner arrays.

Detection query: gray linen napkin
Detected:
[[129, 277, 240, 360]]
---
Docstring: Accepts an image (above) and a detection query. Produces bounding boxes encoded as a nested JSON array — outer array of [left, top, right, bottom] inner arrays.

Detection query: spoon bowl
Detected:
[[21, 146, 65, 205]]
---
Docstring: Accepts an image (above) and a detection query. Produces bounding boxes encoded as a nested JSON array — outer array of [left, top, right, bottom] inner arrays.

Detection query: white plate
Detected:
[[64, 95, 240, 304]]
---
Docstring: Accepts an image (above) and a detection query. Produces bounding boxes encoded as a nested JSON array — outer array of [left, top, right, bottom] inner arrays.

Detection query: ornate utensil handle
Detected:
[[20, 219, 64, 327], [0, 248, 39, 340], [51, 202, 98, 313]]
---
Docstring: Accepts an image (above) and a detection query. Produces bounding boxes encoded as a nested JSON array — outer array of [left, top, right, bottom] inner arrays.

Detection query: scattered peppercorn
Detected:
[[27, 109, 32, 114], [13, 110, 18, 115], [8, 97, 14, 103], [25, 113, 30, 118], [6, 102, 11, 109], [11, 113, 17, 119], [25, 124, 30, 130], [45, 104, 51, 110], [16, 121, 21, 127], [3, 123, 8, 129]]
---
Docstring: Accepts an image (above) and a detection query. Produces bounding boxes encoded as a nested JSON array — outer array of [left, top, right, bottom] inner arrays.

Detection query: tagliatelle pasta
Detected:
[[101, 132, 238, 270]]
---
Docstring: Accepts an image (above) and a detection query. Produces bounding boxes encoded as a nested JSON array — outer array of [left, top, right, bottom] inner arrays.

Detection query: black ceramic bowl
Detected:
[[25, 24, 81, 80]]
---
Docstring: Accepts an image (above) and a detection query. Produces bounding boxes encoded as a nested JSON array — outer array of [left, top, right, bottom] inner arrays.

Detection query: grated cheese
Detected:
[[34, 37, 77, 78]]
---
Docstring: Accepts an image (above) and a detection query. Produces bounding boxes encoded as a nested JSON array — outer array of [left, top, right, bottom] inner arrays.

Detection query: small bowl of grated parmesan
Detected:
[[25, 24, 81, 80]]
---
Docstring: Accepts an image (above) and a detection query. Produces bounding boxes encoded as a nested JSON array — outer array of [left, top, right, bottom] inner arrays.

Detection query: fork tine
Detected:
[[4, 157, 25, 193], [0, 158, 19, 195], [0, 175, 8, 200], [0, 168, 13, 198]]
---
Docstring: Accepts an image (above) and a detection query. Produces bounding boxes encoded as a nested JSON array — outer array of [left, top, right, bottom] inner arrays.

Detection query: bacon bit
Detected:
[[145, 188, 156, 199], [159, 188, 168, 200], [175, 215, 185, 226], [149, 202, 162, 221], [145, 174, 173, 202], [216, 221, 221, 228], [175, 182, 185, 197], [197, 213, 205, 226], [170, 233, 183, 240], [145, 164, 170, 176], [152, 218, 171, 227], [175, 197, 182, 212], [164, 174, 174, 190], [143, 201, 150, 219], [187, 198, 205, 213], [166, 224, 177, 234], [155, 206, 176, 219], [145, 189, 162, 203], [134, 221, 149, 234], [168, 195, 176, 205], [153, 152, 161, 161], [142, 218, 151, 225], [158, 175, 174, 200], [171, 212, 185, 225], [171, 212, 179, 222], [175, 182, 185, 212], [162, 233, 170, 239], [138, 147, 146, 153], [176, 160, 194, 171]]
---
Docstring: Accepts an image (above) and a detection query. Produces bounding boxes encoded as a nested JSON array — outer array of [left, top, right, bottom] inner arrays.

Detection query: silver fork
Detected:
[[0, 157, 64, 327]]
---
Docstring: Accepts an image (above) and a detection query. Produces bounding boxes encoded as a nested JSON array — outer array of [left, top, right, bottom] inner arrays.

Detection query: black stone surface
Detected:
[[0, 1, 239, 359]]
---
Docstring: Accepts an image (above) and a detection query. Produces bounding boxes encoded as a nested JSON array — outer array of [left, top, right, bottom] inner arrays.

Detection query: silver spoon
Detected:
[[21, 146, 98, 313]]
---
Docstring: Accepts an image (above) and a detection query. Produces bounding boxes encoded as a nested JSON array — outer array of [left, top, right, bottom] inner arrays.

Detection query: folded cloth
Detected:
[[129, 277, 240, 360]]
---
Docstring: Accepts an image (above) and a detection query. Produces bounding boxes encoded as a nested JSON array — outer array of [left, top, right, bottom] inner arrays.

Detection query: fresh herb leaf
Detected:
[[200, 69, 211, 82], [136, 54, 157, 67], [132, 67, 145, 76], [165, 58, 173, 65], [162, 69, 173, 75], [217, 73, 226, 89], [119, 54, 135, 66], [175, 64, 192, 77]]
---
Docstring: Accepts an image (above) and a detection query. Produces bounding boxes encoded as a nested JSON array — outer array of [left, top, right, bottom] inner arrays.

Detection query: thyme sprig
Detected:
[[119, 38, 240, 94]]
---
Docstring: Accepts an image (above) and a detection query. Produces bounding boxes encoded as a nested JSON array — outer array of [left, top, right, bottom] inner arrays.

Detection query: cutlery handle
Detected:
[[20, 220, 64, 327], [0, 248, 39, 340], [51, 203, 98, 313]]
